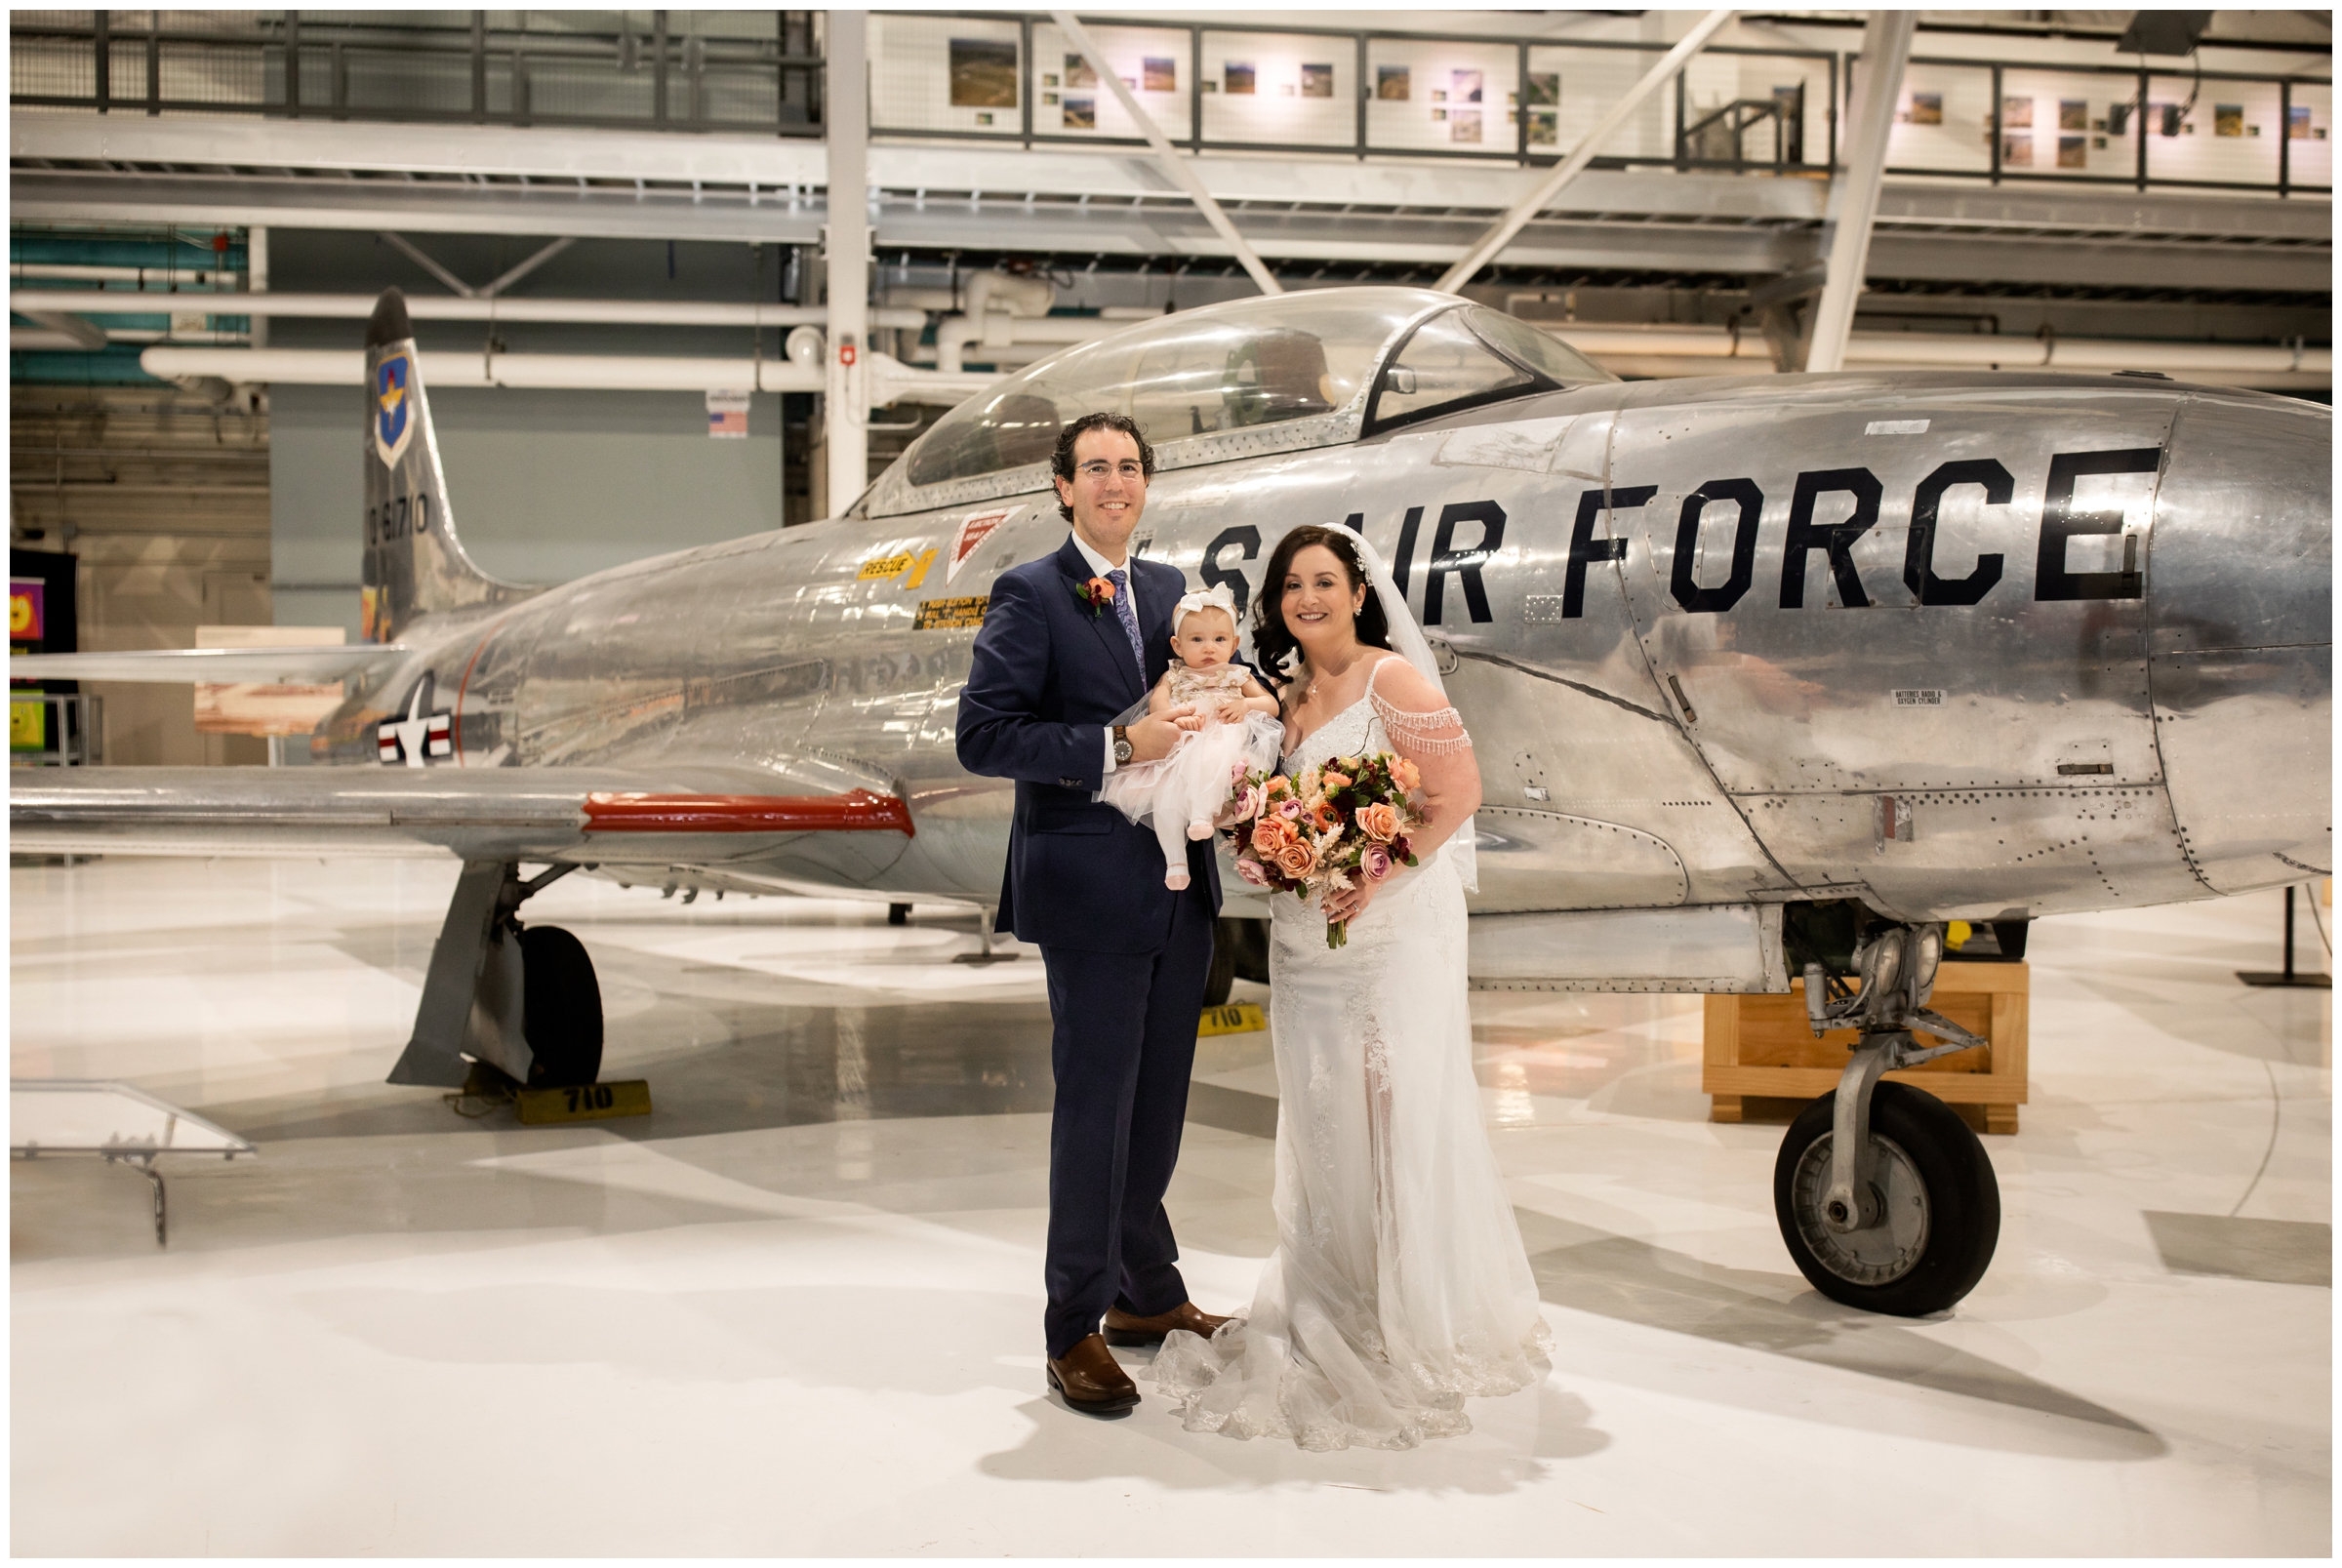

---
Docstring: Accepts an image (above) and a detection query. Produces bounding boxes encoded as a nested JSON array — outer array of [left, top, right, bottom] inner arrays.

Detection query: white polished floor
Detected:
[[11, 857, 2330, 1556]]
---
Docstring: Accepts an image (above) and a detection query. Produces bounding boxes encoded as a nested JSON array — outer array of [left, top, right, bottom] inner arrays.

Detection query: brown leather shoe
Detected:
[[1102, 1301, 1232, 1347], [1046, 1334, 1140, 1415]]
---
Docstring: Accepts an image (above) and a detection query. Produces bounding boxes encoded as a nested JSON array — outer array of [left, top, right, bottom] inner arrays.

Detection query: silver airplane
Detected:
[[15, 286, 2329, 1315]]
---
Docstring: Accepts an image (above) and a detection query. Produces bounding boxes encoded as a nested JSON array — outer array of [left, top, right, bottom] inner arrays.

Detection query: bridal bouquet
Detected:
[[1221, 751, 1427, 948]]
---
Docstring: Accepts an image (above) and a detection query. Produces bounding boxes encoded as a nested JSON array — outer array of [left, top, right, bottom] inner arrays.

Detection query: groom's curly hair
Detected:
[[1050, 412, 1156, 523], [1251, 526, 1393, 693]]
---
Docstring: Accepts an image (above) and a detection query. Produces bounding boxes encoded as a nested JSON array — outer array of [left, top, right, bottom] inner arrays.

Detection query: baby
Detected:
[[1101, 584, 1283, 890]]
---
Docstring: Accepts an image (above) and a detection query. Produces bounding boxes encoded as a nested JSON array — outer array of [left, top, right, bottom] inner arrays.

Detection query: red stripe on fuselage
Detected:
[[582, 788, 914, 836]]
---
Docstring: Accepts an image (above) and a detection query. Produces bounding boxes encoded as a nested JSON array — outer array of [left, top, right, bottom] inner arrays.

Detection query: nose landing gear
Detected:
[[1772, 920, 2001, 1316]]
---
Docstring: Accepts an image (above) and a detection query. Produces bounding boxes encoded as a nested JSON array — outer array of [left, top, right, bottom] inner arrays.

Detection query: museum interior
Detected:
[[7, 8, 2331, 1555]]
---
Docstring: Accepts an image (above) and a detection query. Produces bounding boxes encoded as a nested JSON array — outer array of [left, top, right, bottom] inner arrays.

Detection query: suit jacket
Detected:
[[956, 535, 1224, 952]]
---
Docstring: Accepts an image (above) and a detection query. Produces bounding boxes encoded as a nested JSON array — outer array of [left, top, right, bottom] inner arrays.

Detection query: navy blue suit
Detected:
[[957, 534, 1220, 1357]]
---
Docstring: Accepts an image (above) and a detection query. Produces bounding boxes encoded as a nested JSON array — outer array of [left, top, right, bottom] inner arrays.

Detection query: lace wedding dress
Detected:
[[1152, 657, 1549, 1450]]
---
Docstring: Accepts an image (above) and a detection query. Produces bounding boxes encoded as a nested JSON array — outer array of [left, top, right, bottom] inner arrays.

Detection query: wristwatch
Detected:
[[1112, 725, 1134, 765]]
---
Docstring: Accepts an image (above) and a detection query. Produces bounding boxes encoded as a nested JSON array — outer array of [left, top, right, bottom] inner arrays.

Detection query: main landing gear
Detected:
[[388, 860, 604, 1093], [1773, 918, 2000, 1316]]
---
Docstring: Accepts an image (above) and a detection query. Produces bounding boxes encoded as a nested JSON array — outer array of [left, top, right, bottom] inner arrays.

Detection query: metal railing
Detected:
[[10, 11, 825, 136], [10, 691, 102, 767], [8, 12, 2330, 198], [874, 13, 1842, 175]]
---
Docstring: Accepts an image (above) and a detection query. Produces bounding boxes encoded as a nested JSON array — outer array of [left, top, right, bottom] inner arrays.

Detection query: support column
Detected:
[[823, 11, 870, 516], [1802, 10, 1914, 375], [247, 224, 268, 350]]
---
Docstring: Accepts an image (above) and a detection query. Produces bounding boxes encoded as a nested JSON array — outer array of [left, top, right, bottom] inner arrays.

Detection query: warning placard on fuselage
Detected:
[[912, 595, 990, 630]]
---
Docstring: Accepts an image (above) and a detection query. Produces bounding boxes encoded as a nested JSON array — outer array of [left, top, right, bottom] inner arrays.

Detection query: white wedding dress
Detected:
[[1152, 657, 1549, 1451]]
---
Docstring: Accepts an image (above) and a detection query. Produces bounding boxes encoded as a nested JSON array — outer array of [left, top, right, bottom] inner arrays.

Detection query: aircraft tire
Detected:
[[518, 924, 605, 1089], [1203, 933, 1236, 1008], [1773, 1082, 1999, 1317]]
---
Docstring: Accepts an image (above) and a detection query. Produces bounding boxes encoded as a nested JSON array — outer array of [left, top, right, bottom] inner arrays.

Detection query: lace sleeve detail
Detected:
[[1367, 657, 1473, 755]]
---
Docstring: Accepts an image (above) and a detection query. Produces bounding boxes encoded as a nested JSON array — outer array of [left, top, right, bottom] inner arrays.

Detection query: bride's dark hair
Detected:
[[1250, 525, 1393, 692]]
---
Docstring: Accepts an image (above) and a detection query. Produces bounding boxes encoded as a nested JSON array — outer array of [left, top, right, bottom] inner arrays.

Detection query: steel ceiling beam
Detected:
[[1804, 10, 1917, 373]]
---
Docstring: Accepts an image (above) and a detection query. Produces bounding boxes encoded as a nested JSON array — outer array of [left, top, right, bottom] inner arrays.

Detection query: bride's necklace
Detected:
[[1301, 641, 1367, 707]]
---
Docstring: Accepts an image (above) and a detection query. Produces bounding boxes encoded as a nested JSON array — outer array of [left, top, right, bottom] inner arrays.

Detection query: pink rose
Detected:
[[1273, 841, 1317, 880], [1232, 784, 1264, 821], [1277, 799, 1303, 821], [1356, 801, 1401, 843], [1235, 855, 1273, 887], [1360, 842, 1394, 881]]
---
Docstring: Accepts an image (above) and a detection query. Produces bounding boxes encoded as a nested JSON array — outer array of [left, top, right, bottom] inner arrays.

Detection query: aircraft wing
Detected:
[[8, 647, 410, 683], [8, 766, 912, 864]]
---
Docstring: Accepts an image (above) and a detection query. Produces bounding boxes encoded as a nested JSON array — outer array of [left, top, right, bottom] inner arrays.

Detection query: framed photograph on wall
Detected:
[[1452, 69, 1483, 104], [2057, 134, 2086, 167], [2289, 104, 2313, 137], [2000, 132, 2034, 166], [1528, 107, 1558, 145], [1909, 91, 1943, 125], [1225, 62, 1255, 95], [1063, 94, 1096, 130], [1377, 64, 1410, 101], [1302, 63, 1334, 99], [949, 38, 1020, 108], [2001, 96, 2033, 129], [2060, 99, 2088, 131], [2214, 103, 2244, 137], [1451, 107, 1483, 143], [1064, 53, 1097, 90], [1143, 57, 1175, 92], [1525, 71, 1558, 108]]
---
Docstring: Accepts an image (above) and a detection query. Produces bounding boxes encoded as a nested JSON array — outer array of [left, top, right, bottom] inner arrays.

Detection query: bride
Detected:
[[1152, 522, 1548, 1451]]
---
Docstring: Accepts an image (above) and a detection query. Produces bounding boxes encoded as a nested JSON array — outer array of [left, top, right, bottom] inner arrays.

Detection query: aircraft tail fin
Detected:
[[360, 290, 531, 642]]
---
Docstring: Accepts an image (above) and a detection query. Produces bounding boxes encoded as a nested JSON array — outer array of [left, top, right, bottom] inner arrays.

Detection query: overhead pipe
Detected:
[[11, 262, 242, 286], [14, 289, 923, 330], [931, 307, 1161, 375], [1538, 321, 2329, 385], [136, 344, 996, 406]]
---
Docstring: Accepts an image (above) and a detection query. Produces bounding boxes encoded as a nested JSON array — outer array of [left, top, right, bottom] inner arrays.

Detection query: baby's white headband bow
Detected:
[[1172, 583, 1239, 624]]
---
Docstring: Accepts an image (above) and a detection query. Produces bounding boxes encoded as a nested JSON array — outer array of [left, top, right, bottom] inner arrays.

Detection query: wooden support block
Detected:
[[1702, 963, 2028, 1133]]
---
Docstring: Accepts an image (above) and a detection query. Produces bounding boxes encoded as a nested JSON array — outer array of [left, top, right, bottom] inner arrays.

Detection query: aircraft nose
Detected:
[[2146, 391, 2332, 892]]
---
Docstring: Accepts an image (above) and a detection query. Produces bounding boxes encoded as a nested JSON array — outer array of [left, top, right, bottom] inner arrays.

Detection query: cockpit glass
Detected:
[[1369, 308, 1534, 428], [900, 289, 1430, 491], [1464, 305, 1613, 387], [1366, 304, 1614, 432]]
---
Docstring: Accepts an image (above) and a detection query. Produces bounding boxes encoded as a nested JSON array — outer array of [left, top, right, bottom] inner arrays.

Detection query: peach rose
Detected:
[[1273, 841, 1317, 879], [1320, 769, 1352, 792], [1391, 757, 1422, 792], [1252, 817, 1295, 856], [1265, 775, 1289, 795], [1357, 801, 1401, 843]]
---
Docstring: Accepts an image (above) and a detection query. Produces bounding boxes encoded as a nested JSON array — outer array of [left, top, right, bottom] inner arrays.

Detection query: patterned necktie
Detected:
[[1108, 566, 1145, 677]]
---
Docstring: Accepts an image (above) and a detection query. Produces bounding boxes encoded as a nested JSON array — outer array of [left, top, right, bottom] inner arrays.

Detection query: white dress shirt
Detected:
[[1069, 530, 1136, 776]]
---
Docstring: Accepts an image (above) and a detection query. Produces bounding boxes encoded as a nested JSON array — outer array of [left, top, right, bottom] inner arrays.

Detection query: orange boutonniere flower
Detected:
[[1074, 576, 1116, 618]]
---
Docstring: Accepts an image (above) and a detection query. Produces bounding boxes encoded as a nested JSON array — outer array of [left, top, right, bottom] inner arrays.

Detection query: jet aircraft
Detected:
[[15, 286, 2329, 1315]]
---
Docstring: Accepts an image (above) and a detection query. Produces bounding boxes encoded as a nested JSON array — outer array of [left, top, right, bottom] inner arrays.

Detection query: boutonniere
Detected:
[[1073, 576, 1116, 618]]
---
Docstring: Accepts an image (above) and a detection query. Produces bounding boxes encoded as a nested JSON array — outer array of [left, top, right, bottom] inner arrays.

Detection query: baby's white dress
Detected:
[[1100, 663, 1282, 888]]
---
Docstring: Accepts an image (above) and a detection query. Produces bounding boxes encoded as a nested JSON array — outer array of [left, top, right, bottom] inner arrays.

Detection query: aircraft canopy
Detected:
[[868, 288, 1609, 516]]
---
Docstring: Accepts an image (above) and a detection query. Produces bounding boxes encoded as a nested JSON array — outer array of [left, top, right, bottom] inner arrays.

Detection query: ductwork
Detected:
[[16, 289, 924, 331], [136, 343, 992, 407], [929, 305, 1159, 375], [1541, 321, 2330, 389]]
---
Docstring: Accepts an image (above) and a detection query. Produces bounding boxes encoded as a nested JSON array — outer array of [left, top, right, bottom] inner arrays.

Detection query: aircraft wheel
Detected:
[[518, 924, 604, 1088], [1773, 1081, 1999, 1316], [1203, 933, 1236, 1007]]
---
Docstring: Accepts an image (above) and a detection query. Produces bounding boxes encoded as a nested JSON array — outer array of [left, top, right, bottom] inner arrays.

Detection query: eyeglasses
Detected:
[[1074, 460, 1147, 481]]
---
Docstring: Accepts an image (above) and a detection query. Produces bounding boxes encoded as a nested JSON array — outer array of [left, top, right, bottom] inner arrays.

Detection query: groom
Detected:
[[956, 412, 1232, 1415]]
